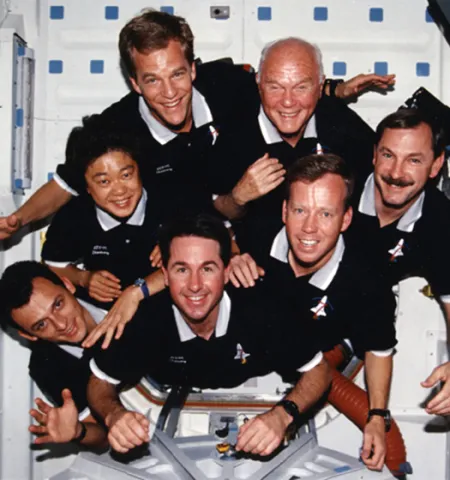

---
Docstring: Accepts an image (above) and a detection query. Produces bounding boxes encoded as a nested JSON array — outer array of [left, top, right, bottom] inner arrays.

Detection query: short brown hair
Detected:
[[119, 9, 194, 80], [286, 154, 355, 209], [375, 108, 445, 159]]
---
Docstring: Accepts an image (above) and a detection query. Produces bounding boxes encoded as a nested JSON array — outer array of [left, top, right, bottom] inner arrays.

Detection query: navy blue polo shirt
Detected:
[[346, 174, 450, 301], [90, 287, 324, 390], [245, 228, 397, 359], [208, 96, 375, 253], [42, 190, 160, 309], [29, 300, 107, 420], [54, 61, 260, 219]]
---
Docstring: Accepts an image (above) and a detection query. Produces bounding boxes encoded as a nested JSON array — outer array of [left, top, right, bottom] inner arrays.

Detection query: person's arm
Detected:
[[29, 388, 107, 449], [323, 73, 396, 99], [422, 302, 450, 415], [0, 179, 72, 240], [87, 374, 149, 453], [48, 264, 122, 304], [361, 352, 392, 471], [236, 357, 330, 456], [82, 269, 165, 349], [213, 154, 286, 220]]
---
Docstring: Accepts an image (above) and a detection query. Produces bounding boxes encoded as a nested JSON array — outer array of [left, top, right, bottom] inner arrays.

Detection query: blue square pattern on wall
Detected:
[[90, 60, 104, 74], [49, 60, 63, 74], [160, 6, 174, 15], [49, 6, 64, 19], [105, 6, 119, 20], [314, 7, 328, 21], [416, 62, 430, 77], [374, 62, 388, 75], [333, 62, 346, 76], [258, 7, 272, 21], [369, 8, 383, 22]]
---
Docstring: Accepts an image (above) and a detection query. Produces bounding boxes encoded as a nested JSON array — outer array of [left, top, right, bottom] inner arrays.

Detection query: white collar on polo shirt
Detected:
[[172, 291, 231, 342], [257, 106, 317, 145], [358, 173, 425, 233], [270, 226, 345, 290], [139, 87, 213, 145]]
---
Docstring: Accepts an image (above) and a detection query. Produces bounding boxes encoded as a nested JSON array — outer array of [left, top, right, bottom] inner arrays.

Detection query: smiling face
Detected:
[[373, 124, 444, 213], [12, 278, 93, 344], [85, 151, 142, 218], [129, 40, 196, 133], [283, 174, 352, 276], [258, 41, 323, 147], [162, 236, 229, 327]]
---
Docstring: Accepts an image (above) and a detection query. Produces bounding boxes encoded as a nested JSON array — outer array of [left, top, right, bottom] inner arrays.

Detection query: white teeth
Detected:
[[301, 240, 318, 246], [189, 296, 205, 301], [280, 112, 298, 117], [165, 99, 181, 108], [115, 199, 129, 206]]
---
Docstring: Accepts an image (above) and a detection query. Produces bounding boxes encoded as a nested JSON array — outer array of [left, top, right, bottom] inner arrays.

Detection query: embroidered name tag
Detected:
[[92, 245, 109, 256], [169, 356, 187, 364], [156, 164, 173, 174]]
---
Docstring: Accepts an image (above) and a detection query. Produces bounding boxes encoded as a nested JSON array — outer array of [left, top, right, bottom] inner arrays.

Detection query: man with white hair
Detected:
[[212, 37, 379, 254]]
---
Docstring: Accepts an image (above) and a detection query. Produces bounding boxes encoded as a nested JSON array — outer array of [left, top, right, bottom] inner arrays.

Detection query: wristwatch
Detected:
[[134, 278, 150, 299], [367, 408, 391, 432], [73, 421, 87, 444], [324, 78, 344, 98], [275, 399, 303, 427]]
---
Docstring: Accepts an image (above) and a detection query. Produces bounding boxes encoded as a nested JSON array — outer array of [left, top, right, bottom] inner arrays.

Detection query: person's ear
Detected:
[[162, 267, 169, 287], [282, 200, 288, 224], [224, 264, 230, 285], [18, 330, 38, 342], [341, 206, 353, 233], [430, 152, 445, 179], [61, 277, 76, 294], [129, 76, 142, 95], [190, 62, 196, 82]]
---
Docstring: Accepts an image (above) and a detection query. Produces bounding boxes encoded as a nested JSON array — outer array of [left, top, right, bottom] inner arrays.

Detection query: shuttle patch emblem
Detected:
[[234, 343, 250, 364], [388, 238, 404, 262], [311, 295, 328, 319]]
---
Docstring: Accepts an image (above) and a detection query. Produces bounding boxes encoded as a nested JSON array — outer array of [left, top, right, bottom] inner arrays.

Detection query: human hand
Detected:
[[229, 253, 265, 288], [149, 245, 162, 268], [235, 407, 290, 456], [422, 361, 450, 415], [361, 416, 386, 471], [29, 389, 80, 444], [84, 270, 121, 303], [335, 73, 396, 99], [231, 154, 286, 206], [105, 408, 150, 453], [0, 214, 22, 240], [82, 285, 142, 349]]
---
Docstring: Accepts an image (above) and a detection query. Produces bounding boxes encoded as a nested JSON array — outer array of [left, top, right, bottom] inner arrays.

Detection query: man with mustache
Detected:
[[344, 108, 450, 416]]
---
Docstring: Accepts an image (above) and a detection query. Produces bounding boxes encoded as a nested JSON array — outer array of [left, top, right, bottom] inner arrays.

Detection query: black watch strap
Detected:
[[276, 399, 302, 426], [73, 421, 87, 444], [324, 78, 344, 98], [367, 408, 391, 432]]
